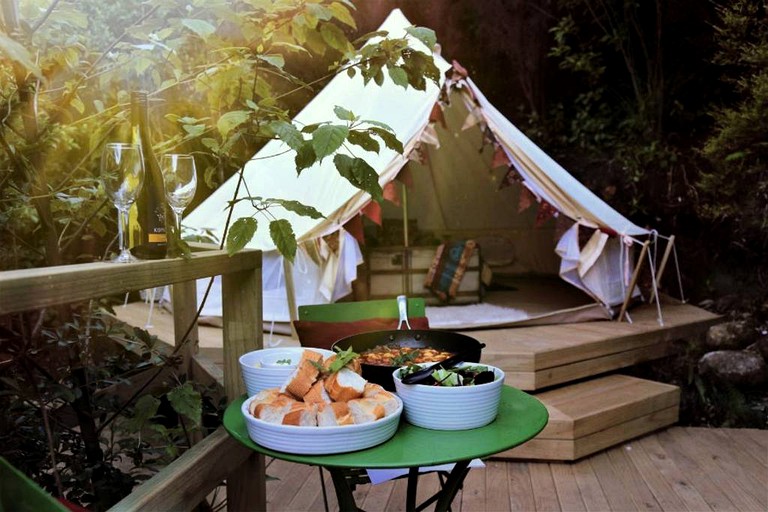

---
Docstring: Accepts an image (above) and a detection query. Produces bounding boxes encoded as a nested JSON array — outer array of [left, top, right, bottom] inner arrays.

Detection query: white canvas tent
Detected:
[[183, 9, 670, 329]]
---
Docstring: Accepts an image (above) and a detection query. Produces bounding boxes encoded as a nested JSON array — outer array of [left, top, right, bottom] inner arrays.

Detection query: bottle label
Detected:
[[148, 233, 167, 243]]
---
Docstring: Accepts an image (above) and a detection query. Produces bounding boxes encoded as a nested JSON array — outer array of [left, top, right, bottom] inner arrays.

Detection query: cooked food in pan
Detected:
[[358, 344, 455, 367]]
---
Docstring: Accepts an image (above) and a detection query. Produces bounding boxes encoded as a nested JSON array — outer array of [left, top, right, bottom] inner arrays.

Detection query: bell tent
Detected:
[[183, 8, 673, 330]]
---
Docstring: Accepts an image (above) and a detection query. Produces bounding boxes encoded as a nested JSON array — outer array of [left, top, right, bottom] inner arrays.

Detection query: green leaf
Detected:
[[167, 382, 202, 427], [327, 346, 359, 373], [320, 23, 349, 53], [70, 96, 85, 114], [270, 219, 297, 261], [347, 130, 380, 153], [333, 154, 383, 202], [368, 127, 404, 154], [270, 199, 325, 219], [334, 105, 356, 121], [352, 30, 388, 45], [181, 19, 217, 37], [329, 2, 357, 28], [387, 66, 409, 88], [312, 124, 349, 161], [405, 26, 437, 50], [201, 137, 219, 152], [306, 3, 333, 21], [226, 217, 257, 255], [124, 395, 160, 432], [183, 124, 206, 137], [268, 121, 304, 150], [301, 123, 322, 133], [0, 34, 43, 79], [217, 110, 249, 138], [295, 141, 316, 172], [258, 54, 285, 69]]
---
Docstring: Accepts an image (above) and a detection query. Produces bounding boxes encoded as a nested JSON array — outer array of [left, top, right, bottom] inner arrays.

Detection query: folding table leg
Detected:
[[433, 459, 471, 512], [328, 467, 361, 511]]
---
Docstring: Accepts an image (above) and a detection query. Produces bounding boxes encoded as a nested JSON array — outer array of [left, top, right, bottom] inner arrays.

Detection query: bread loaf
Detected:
[[317, 402, 354, 426], [248, 388, 281, 416], [282, 402, 318, 426], [348, 398, 386, 424], [281, 350, 323, 399], [324, 367, 366, 402], [303, 379, 331, 404], [254, 394, 295, 424]]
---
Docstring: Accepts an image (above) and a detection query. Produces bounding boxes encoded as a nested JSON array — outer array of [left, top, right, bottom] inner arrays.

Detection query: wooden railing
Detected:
[[0, 249, 266, 511]]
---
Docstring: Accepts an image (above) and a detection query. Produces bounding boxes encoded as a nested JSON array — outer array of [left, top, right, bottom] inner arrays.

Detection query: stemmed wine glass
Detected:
[[161, 154, 197, 255], [100, 143, 144, 263]]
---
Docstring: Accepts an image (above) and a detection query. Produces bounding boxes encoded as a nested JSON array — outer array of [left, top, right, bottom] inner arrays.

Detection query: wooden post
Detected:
[[171, 279, 200, 377], [222, 257, 266, 511], [282, 257, 299, 339], [649, 235, 675, 303], [618, 241, 650, 322]]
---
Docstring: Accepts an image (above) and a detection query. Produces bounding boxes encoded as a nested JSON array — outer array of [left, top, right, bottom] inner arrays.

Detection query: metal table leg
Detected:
[[433, 459, 471, 512], [328, 467, 361, 512]]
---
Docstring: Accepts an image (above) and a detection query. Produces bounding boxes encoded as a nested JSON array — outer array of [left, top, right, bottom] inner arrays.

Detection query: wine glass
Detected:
[[101, 143, 144, 263], [161, 154, 197, 254]]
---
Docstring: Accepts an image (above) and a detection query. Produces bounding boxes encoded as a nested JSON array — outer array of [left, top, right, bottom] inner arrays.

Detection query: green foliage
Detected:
[[698, 0, 768, 257]]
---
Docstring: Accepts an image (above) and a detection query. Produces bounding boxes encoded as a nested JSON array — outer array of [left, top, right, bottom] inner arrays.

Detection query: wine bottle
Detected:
[[130, 91, 168, 259]]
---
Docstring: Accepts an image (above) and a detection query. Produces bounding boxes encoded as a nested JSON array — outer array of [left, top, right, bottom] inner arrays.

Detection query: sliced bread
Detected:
[[281, 350, 323, 399], [303, 379, 332, 404], [317, 402, 354, 426], [324, 367, 366, 402], [282, 402, 318, 426], [347, 398, 386, 424]]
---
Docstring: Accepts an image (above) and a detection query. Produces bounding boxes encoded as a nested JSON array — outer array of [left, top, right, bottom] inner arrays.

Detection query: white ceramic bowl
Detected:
[[392, 362, 505, 430], [240, 394, 403, 454], [239, 347, 335, 396]]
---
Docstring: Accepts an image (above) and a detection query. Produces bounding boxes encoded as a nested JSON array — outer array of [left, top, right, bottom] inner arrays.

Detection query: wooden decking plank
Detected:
[[385, 476, 409, 512], [622, 437, 690, 511], [575, 405, 679, 459], [744, 428, 768, 450], [534, 341, 674, 389], [529, 463, 562, 511], [507, 462, 536, 511], [485, 460, 512, 512], [308, 467, 339, 512], [710, 428, 768, 469], [688, 428, 767, 508], [360, 479, 394, 512], [550, 463, 587, 512], [571, 458, 610, 512], [287, 466, 328, 511], [586, 452, 638, 511], [460, 464, 486, 511], [655, 429, 738, 512], [636, 435, 713, 511], [267, 459, 314, 509], [666, 428, 763, 511], [606, 446, 663, 511]]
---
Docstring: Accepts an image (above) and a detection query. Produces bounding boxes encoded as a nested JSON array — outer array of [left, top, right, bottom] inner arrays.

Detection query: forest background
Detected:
[[0, 0, 766, 509]]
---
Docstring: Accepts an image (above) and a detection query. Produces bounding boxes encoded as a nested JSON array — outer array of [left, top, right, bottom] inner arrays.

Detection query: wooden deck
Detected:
[[259, 427, 767, 512]]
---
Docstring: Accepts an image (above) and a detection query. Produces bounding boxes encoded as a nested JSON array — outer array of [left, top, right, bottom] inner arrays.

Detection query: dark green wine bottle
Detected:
[[130, 91, 168, 259]]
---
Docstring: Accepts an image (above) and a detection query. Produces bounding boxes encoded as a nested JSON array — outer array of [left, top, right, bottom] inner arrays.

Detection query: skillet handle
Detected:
[[396, 295, 412, 330]]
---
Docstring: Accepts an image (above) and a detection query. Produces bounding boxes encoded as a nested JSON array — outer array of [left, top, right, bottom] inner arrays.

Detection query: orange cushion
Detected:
[[293, 317, 430, 350]]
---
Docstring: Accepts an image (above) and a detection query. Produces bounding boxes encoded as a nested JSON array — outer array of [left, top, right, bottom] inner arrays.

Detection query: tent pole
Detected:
[[648, 235, 675, 303], [401, 182, 411, 296], [282, 257, 299, 339], [618, 240, 650, 322]]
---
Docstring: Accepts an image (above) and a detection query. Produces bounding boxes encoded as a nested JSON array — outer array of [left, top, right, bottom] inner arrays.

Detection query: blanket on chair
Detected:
[[424, 240, 477, 303]]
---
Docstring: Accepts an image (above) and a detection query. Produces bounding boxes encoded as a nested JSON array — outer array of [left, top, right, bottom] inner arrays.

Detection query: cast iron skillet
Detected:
[[331, 329, 486, 391]]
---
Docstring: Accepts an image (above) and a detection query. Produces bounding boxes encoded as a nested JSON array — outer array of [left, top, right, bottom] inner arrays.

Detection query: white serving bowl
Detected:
[[239, 347, 335, 396], [392, 362, 505, 430], [240, 394, 403, 454]]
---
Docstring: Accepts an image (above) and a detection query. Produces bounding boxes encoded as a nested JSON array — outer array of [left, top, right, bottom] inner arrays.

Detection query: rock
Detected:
[[699, 350, 768, 388], [705, 321, 753, 350], [746, 336, 768, 362]]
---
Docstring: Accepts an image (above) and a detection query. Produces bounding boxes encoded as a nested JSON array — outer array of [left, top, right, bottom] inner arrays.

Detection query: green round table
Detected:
[[224, 385, 548, 511]]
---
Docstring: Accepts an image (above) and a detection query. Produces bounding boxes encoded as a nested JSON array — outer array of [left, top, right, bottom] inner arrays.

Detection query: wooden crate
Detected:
[[367, 246, 482, 305], [494, 375, 680, 461]]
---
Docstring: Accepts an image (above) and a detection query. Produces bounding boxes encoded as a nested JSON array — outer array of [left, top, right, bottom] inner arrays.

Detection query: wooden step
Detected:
[[465, 300, 720, 390], [494, 374, 680, 461]]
